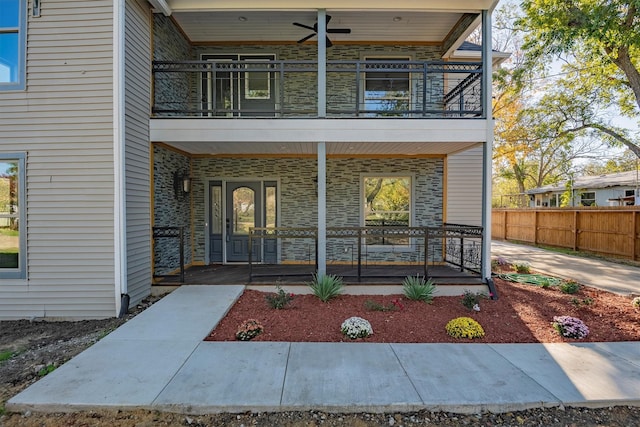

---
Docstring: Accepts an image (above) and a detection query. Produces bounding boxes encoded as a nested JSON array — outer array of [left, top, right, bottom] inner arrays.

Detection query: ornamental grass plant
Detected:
[[308, 273, 344, 302], [402, 274, 436, 303]]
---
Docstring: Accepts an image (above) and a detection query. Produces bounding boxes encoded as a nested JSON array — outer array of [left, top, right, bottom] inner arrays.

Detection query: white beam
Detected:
[[148, 0, 172, 15], [150, 119, 488, 143]]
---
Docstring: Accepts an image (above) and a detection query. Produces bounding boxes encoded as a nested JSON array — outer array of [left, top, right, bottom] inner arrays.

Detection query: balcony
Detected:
[[152, 59, 483, 119]]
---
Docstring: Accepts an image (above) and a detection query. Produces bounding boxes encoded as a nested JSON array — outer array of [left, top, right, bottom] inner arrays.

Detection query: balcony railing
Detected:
[[152, 60, 483, 118]]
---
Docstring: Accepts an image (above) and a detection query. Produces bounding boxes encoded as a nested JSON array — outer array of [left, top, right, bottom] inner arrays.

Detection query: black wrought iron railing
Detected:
[[247, 224, 484, 281], [152, 60, 483, 118]]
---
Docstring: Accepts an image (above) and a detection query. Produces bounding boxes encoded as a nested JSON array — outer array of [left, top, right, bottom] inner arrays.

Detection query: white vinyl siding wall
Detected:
[[446, 145, 483, 226], [124, 0, 152, 307], [0, 0, 115, 319]]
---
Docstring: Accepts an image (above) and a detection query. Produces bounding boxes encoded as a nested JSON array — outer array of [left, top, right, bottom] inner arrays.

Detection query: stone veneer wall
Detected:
[[153, 145, 193, 275], [189, 156, 443, 264], [153, 14, 193, 114]]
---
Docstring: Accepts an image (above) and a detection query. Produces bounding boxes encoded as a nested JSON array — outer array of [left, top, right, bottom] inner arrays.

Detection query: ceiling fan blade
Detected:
[[293, 22, 315, 31], [297, 33, 316, 44], [326, 36, 333, 48], [326, 14, 332, 24], [327, 28, 351, 34]]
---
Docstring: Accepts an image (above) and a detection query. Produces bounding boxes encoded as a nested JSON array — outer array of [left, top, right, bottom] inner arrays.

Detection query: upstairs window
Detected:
[[363, 57, 411, 116], [0, 0, 26, 90]]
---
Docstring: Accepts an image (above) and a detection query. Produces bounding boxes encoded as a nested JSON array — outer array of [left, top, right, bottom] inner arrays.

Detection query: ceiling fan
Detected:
[[293, 15, 351, 47]]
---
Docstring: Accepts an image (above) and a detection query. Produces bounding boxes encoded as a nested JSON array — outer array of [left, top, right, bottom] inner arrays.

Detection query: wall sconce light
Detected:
[[173, 171, 191, 199], [32, 0, 41, 17]]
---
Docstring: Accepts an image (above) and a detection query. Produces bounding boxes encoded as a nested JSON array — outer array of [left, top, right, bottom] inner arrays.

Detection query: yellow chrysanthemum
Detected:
[[445, 317, 485, 339]]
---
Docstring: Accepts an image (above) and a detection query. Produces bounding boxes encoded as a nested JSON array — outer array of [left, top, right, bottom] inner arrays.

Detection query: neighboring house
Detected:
[[528, 170, 640, 207], [0, 0, 500, 320]]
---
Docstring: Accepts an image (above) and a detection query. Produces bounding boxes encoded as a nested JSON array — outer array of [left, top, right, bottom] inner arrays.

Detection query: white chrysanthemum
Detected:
[[340, 316, 373, 339]]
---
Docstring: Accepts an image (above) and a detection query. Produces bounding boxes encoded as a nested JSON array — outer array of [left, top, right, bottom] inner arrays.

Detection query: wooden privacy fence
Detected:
[[492, 208, 640, 261]]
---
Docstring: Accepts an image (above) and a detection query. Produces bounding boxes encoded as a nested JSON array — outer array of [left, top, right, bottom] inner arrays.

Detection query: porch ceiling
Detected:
[[171, 10, 468, 44], [158, 141, 480, 156]]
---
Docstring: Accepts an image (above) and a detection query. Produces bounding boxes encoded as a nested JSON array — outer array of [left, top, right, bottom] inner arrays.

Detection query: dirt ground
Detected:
[[3, 280, 640, 426]]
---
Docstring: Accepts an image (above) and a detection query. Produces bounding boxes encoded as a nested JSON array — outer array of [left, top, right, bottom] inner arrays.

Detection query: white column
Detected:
[[481, 9, 493, 281], [317, 9, 327, 275], [317, 142, 327, 275]]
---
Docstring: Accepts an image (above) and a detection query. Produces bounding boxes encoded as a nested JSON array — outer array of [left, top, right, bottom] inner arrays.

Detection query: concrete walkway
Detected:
[[8, 284, 640, 415], [491, 240, 640, 296]]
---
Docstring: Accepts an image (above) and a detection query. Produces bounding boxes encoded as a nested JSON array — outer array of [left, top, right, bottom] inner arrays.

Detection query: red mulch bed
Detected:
[[205, 277, 640, 343]]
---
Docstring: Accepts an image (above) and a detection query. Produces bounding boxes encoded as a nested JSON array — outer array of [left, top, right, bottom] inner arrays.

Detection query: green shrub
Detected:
[[402, 275, 436, 303], [265, 285, 294, 309], [364, 299, 399, 312], [461, 290, 487, 310], [308, 273, 344, 302], [445, 317, 485, 339], [559, 281, 580, 294], [513, 261, 531, 274], [632, 296, 640, 308]]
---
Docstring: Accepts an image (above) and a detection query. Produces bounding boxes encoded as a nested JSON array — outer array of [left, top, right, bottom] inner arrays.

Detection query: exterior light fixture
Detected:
[[238, 16, 248, 22], [174, 171, 191, 199], [393, 16, 402, 22], [33, 0, 41, 17]]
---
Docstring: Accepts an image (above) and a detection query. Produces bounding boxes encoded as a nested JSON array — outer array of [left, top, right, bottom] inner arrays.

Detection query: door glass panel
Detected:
[[265, 186, 276, 228], [210, 185, 222, 234], [216, 70, 233, 113], [245, 68, 270, 99], [233, 187, 255, 235]]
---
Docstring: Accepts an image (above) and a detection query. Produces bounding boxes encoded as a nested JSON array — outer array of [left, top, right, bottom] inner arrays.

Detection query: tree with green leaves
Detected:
[[489, 4, 608, 197], [516, 0, 640, 154]]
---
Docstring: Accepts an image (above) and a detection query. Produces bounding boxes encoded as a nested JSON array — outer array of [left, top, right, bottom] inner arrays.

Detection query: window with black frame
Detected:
[[363, 176, 411, 246], [363, 57, 411, 117]]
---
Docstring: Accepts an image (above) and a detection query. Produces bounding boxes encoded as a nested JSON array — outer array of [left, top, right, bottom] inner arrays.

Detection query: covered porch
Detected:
[[153, 223, 486, 288], [155, 263, 483, 287]]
